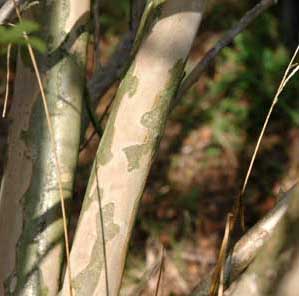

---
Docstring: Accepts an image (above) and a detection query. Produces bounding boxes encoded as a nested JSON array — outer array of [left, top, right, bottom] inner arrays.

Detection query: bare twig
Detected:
[[85, 33, 133, 138], [128, 261, 161, 296], [80, 90, 115, 152], [87, 32, 133, 101], [11, 1, 73, 295], [2, 43, 12, 118], [84, 88, 103, 136], [83, 0, 145, 145], [174, 0, 278, 106], [154, 246, 165, 296], [95, 157, 109, 296], [87, 0, 145, 102]]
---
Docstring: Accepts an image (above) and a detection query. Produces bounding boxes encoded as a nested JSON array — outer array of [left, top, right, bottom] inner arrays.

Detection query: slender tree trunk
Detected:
[[190, 184, 297, 296], [226, 185, 299, 296], [0, 1, 90, 295], [60, 1, 205, 295]]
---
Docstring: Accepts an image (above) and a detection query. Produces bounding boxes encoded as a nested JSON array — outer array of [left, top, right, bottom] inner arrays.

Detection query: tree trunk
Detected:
[[0, 1, 90, 295], [190, 185, 297, 296], [60, 0, 205, 295], [226, 184, 299, 296]]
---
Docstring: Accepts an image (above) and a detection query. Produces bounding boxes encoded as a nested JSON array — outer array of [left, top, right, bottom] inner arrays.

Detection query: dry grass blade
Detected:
[[11, 0, 73, 295], [209, 214, 233, 296], [218, 214, 233, 296], [95, 156, 110, 296], [154, 246, 165, 296], [2, 43, 12, 118], [128, 261, 161, 296], [238, 44, 299, 226], [210, 44, 299, 295]]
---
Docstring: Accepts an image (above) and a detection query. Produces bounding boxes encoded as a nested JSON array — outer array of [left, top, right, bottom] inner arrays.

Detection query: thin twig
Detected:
[[80, 90, 115, 152], [84, 87, 103, 136], [2, 43, 12, 118], [173, 0, 278, 106], [11, 1, 73, 295], [95, 157, 109, 296], [84, 0, 145, 140], [87, 32, 133, 101], [154, 246, 165, 296], [128, 261, 161, 296], [87, 0, 145, 102]]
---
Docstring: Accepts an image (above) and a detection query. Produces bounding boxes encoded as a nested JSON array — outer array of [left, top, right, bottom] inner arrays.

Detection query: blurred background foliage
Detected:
[[0, 0, 299, 294]]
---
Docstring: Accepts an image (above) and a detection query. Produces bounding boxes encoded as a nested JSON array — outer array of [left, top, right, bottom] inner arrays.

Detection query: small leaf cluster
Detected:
[[0, 20, 46, 53]]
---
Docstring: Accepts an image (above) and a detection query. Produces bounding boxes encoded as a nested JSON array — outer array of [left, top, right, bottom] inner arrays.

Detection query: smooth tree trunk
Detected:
[[0, 1, 90, 295], [60, 0, 205, 295]]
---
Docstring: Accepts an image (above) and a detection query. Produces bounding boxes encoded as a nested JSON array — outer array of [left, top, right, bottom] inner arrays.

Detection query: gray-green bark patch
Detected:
[[123, 59, 184, 171], [98, 62, 138, 165], [72, 203, 119, 295], [45, 0, 70, 51], [124, 65, 138, 98]]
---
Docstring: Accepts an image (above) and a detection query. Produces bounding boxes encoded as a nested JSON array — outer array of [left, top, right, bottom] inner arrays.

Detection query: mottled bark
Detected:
[[225, 185, 296, 284], [191, 185, 297, 296], [60, 1, 205, 295], [226, 184, 299, 296], [0, 1, 90, 295]]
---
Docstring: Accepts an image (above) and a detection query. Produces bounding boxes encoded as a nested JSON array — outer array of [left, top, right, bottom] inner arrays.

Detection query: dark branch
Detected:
[[87, 31, 135, 101], [87, 0, 146, 102], [93, 0, 101, 72], [173, 0, 278, 107]]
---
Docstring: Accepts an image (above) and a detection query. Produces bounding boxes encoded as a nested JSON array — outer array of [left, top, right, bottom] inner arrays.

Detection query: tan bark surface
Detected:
[[61, 1, 205, 295]]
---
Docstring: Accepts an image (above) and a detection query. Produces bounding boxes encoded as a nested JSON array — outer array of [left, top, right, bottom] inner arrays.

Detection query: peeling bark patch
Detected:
[[123, 59, 184, 172], [123, 144, 148, 171], [98, 63, 138, 165], [72, 203, 120, 295], [124, 64, 138, 98]]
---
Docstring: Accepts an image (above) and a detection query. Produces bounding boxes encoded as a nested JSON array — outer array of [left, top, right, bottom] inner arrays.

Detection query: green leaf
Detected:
[[28, 36, 46, 52], [0, 20, 45, 53]]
